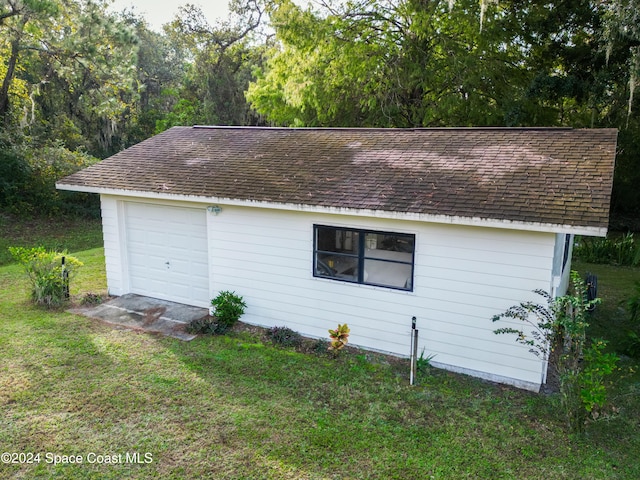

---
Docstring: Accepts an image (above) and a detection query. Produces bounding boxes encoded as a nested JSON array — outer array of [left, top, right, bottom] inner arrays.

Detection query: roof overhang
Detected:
[[56, 183, 607, 237]]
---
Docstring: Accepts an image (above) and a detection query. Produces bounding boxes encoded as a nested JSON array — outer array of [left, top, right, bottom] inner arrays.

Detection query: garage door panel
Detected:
[[124, 202, 210, 307], [190, 263, 209, 278]]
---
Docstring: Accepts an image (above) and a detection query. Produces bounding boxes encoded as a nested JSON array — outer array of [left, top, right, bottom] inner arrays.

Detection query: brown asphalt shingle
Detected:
[[57, 126, 617, 230]]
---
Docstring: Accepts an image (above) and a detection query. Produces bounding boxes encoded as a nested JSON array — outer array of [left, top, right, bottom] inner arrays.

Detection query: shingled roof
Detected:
[[57, 126, 617, 235]]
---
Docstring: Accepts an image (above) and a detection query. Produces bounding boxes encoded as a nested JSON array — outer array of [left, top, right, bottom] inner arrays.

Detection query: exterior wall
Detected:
[[100, 195, 125, 296], [208, 205, 557, 391], [100, 194, 557, 390]]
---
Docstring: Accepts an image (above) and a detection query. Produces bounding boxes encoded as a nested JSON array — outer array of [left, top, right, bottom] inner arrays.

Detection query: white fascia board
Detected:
[[56, 183, 608, 237]]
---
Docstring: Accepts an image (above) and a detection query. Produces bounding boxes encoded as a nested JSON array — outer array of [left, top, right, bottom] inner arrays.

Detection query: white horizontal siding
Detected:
[[100, 195, 124, 296], [209, 206, 555, 390], [416, 223, 554, 387]]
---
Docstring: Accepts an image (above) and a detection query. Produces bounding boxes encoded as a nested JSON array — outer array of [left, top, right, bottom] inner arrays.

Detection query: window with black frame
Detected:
[[313, 225, 415, 291]]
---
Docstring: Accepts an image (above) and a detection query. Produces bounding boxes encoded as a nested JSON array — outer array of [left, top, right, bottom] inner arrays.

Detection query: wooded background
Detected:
[[1, 0, 638, 228]]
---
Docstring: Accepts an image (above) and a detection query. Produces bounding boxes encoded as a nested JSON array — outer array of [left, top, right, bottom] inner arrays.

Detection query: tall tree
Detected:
[[248, 0, 640, 225], [118, 14, 187, 144], [247, 0, 528, 126], [159, 0, 267, 129], [247, 0, 638, 129], [0, 0, 59, 123], [0, 0, 139, 155]]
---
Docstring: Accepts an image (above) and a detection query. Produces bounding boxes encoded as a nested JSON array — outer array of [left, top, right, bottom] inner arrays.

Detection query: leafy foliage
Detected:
[[186, 315, 223, 335], [573, 234, 640, 266], [416, 348, 436, 375], [249, 0, 635, 129], [187, 291, 248, 335], [328, 323, 350, 352], [492, 271, 619, 432], [80, 292, 104, 306], [491, 287, 559, 361], [210, 290, 247, 334], [580, 339, 619, 414], [0, 0, 140, 155], [9, 246, 82, 307], [158, 2, 266, 131], [0, 145, 32, 213], [0, 141, 99, 216], [622, 283, 640, 358], [628, 283, 640, 325], [267, 326, 303, 348]]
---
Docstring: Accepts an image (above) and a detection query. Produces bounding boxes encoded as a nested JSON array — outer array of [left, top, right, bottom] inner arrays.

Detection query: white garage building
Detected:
[[57, 126, 617, 391]]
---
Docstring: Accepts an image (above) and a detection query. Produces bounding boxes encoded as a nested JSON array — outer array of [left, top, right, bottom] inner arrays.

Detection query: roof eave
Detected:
[[56, 183, 608, 237]]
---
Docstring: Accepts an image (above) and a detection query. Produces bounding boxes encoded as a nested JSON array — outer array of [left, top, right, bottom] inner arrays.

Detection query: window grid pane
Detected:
[[314, 225, 415, 291]]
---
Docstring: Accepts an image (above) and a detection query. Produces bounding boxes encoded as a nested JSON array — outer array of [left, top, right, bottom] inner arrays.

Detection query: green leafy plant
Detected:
[[9, 246, 82, 308], [328, 323, 350, 353], [186, 316, 221, 335], [267, 326, 303, 348], [310, 338, 330, 355], [210, 291, 247, 334], [573, 233, 640, 266], [580, 340, 619, 417], [492, 271, 619, 432], [622, 282, 640, 358], [80, 292, 104, 306], [416, 349, 436, 374], [628, 282, 640, 324]]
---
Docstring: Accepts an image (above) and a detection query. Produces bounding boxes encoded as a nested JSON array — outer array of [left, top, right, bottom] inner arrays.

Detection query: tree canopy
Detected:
[[1, 0, 639, 226], [248, 0, 639, 130]]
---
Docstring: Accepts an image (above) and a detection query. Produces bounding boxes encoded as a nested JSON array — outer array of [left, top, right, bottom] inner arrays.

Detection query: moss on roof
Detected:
[[58, 126, 617, 230]]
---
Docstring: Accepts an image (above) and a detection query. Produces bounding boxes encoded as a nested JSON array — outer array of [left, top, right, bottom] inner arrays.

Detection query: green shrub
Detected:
[[623, 331, 640, 358], [9, 246, 83, 308], [623, 283, 640, 358], [580, 339, 619, 415], [416, 349, 436, 374], [492, 272, 619, 432], [186, 316, 221, 335], [309, 338, 330, 355], [628, 282, 640, 324], [267, 326, 303, 348], [0, 142, 100, 218], [0, 147, 32, 214], [210, 291, 247, 334], [80, 292, 104, 306], [573, 233, 640, 266]]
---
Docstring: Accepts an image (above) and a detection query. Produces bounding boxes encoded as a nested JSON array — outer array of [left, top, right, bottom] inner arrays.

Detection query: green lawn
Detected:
[[1, 226, 639, 478], [0, 213, 103, 266]]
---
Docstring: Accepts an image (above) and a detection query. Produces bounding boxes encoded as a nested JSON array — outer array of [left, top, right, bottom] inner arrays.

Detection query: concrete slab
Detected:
[[69, 293, 209, 341]]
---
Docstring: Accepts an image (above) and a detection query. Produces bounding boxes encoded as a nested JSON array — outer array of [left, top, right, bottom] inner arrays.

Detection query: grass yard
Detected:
[[1, 221, 639, 479], [0, 213, 103, 266]]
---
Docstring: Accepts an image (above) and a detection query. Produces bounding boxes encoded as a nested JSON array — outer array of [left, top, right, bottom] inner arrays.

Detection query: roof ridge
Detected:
[[191, 125, 576, 132]]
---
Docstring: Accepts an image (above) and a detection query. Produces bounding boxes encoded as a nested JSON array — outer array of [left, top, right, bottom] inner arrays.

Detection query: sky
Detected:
[[108, 0, 231, 31]]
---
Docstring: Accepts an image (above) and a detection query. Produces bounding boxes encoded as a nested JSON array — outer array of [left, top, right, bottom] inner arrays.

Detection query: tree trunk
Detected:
[[0, 34, 22, 124]]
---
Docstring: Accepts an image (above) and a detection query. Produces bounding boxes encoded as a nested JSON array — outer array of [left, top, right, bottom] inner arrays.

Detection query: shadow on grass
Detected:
[[163, 329, 584, 479], [2, 253, 640, 478]]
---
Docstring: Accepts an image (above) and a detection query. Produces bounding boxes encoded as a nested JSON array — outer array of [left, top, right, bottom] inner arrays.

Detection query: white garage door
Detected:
[[125, 202, 209, 307]]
